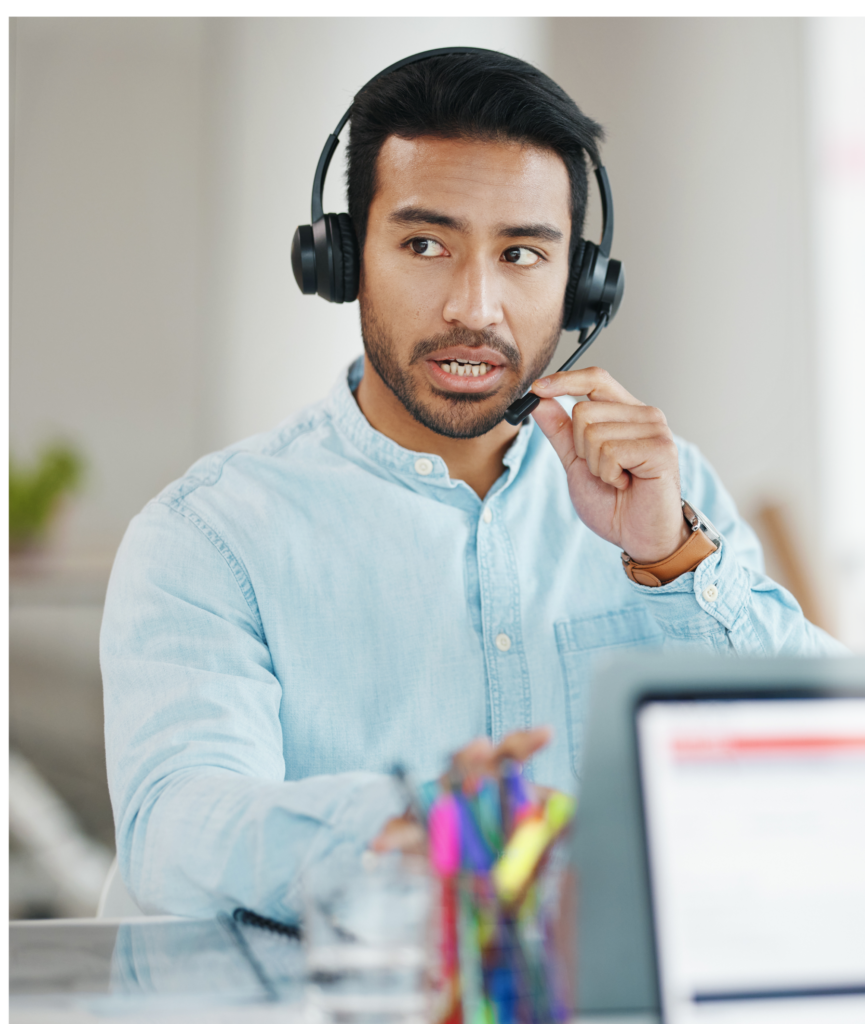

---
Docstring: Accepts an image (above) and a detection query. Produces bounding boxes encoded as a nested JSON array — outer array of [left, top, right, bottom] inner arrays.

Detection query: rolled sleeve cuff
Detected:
[[274, 773, 406, 920], [624, 539, 750, 640]]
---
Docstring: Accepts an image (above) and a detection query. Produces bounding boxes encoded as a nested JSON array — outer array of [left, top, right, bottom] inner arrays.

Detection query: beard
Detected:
[[359, 298, 562, 440]]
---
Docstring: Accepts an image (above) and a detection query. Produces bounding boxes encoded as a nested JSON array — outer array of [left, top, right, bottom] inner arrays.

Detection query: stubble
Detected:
[[359, 297, 562, 439]]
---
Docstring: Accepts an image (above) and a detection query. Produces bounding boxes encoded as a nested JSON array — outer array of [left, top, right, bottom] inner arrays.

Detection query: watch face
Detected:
[[683, 500, 722, 545]]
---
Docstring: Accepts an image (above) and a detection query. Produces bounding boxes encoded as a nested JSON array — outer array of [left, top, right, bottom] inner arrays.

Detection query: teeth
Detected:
[[440, 360, 493, 376]]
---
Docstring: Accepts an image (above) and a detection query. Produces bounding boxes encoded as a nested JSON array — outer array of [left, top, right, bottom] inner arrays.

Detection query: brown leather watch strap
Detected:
[[621, 528, 718, 587]]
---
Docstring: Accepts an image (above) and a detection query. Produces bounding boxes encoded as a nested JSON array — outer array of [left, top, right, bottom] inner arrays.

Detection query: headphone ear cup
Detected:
[[565, 241, 604, 332], [602, 259, 625, 322], [335, 213, 359, 303], [562, 240, 587, 332], [291, 224, 317, 295]]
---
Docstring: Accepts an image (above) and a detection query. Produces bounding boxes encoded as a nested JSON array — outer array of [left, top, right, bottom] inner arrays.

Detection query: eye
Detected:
[[407, 237, 447, 258], [502, 247, 542, 267]]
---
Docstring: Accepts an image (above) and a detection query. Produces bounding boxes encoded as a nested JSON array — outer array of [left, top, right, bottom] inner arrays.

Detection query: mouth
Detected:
[[438, 357, 495, 377], [422, 346, 511, 393]]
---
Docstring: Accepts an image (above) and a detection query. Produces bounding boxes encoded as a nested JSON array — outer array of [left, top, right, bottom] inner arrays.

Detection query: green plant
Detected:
[[9, 442, 85, 552]]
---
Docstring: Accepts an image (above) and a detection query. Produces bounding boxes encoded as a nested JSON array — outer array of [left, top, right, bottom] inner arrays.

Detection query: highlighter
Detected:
[[491, 792, 575, 904], [429, 793, 461, 878]]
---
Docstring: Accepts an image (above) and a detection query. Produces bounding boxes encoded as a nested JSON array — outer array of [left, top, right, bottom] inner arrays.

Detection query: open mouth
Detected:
[[418, 343, 513, 394], [436, 358, 494, 377], [425, 357, 506, 392]]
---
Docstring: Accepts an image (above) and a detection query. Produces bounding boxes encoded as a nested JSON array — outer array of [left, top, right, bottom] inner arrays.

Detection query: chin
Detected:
[[408, 389, 520, 440]]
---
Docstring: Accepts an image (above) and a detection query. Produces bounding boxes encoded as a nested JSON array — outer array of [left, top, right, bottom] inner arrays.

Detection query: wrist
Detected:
[[622, 499, 720, 587], [627, 518, 691, 566]]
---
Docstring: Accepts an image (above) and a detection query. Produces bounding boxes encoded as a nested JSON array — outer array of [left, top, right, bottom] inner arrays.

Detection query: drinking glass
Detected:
[[303, 852, 433, 1024]]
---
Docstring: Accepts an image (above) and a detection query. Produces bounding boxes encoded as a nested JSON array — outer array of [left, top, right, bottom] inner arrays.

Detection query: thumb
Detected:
[[493, 726, 553, 766], [531, 398, 577, 472]]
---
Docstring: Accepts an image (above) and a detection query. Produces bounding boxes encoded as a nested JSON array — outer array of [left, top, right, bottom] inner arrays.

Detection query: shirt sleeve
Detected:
[[625, 437, 848, 657], [100, 499, 405, 920]]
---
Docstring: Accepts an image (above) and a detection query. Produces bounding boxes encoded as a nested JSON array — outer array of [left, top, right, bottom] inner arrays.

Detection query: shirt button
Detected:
[[702, 584, 719, 603], [495, 633, 511, 652], [482, 507, 492, 524], [414, 457, 433, 476]]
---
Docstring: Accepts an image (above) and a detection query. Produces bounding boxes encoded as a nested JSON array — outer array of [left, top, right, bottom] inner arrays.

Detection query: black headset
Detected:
[[291, 47, 624, 424]]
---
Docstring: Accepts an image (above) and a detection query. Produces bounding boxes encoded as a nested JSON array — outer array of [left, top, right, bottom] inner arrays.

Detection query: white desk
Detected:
[[11, 918, 659, 1024], [11, 917, 304, 1023]]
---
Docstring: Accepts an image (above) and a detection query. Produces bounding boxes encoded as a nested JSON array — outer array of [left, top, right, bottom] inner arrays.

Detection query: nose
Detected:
[[441, 254, 504, 333]]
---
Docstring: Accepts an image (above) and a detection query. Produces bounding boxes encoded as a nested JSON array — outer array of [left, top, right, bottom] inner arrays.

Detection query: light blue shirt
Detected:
[[101, 357, 843, 919]]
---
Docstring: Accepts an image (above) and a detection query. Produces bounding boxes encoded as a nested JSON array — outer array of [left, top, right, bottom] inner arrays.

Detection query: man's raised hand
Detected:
[[530, 367, 690, 564]]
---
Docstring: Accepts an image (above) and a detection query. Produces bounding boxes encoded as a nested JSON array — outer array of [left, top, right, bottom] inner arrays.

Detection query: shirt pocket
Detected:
[[554, 606, 665, 780]]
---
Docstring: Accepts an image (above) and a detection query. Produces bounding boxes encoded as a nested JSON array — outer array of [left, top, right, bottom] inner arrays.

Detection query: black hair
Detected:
[[346, 51, 604, 257]]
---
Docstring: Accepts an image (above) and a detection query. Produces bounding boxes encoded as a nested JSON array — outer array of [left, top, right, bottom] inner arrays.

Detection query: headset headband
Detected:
[[306, 44, 622, 235], [311, 47, 499, 223]]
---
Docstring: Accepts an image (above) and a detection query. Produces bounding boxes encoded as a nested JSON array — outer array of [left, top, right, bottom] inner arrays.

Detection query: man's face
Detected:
[[358, 135, 572, 438]]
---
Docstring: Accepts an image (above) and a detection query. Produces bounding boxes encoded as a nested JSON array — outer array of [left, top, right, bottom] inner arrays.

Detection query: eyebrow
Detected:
[[388, 206, 564, 244], [497, 223, 564, 243], [389, 206, 468, 231]]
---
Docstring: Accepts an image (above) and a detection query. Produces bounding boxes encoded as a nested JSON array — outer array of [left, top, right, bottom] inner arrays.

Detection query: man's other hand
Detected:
[[371, 726, 552, 854], [530, 367, 690, 564]]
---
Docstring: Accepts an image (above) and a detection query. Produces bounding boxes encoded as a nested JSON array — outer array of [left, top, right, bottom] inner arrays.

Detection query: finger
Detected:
[[572, 402, 667, 463], [578, 420, 671, 476], [531, 366, 642, 406], [530, 398, 578, 472], [531, 783, 557, 804], [573, 401, 666, 432], [450, 737, 496, 785], [596, 436, 679, 491], [492, 726, 553, 766], [446, 729, 551, 794], [370, 816, 427, 854]]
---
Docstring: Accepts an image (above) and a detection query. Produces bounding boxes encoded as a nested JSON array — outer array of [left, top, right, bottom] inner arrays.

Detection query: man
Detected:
[[101, 50, 842, 919]]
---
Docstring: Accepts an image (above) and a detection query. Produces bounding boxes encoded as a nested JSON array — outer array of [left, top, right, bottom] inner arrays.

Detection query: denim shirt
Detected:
[[101, 357, 843, 919]]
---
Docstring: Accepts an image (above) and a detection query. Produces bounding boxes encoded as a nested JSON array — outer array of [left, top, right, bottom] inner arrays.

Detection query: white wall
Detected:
[[11, 18, 206, 558], [547, 18, 824, 615], [809, 18, 865, 649]]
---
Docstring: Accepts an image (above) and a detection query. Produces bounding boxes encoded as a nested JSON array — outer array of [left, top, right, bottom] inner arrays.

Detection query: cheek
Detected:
[[509, 267, 570, 328], [363, 251, 443, 320], [541, 258, 571, 304]]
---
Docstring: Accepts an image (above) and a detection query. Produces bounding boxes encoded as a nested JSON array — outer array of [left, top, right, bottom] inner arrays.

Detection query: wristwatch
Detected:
[[621, 499, 721, 587]]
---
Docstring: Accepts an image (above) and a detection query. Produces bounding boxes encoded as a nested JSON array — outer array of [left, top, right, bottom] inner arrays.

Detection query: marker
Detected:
[[492, 793, 575, 905], [429, 793, 461, 878]]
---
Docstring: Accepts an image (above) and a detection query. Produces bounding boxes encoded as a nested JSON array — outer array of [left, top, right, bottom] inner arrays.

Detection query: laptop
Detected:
[[572, 652, 865, 1022], [637, 690, 865, 1023]]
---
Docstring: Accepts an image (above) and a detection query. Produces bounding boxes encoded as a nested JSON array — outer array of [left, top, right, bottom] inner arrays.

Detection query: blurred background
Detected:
[[9, 16, 864, 918]]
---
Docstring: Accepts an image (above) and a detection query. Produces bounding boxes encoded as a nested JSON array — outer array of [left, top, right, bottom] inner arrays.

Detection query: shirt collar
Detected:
[[326, 356, 535, 499]]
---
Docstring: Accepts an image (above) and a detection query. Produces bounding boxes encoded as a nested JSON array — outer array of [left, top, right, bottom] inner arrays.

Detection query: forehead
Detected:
[[371, 135, 571, 230]]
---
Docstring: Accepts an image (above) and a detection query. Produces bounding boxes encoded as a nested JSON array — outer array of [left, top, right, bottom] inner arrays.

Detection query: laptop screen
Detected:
[[636, 694, 865, 1024]]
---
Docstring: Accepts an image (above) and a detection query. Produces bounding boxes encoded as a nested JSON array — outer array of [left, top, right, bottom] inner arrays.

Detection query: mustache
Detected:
[[409, 329, 522, 368]]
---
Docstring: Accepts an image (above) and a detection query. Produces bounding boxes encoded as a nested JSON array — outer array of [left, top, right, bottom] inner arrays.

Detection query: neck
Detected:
[[354, 355, 521, 500]]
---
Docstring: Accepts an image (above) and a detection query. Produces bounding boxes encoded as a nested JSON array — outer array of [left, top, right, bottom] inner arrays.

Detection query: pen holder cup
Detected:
[[430, 839, 576, 1024], [303, 852, 434, 1024]]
